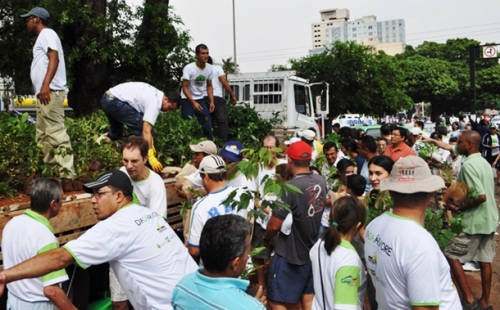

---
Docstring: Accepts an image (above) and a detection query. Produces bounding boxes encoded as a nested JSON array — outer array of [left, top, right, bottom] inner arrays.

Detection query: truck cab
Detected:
[[226, 70, 329, 139]]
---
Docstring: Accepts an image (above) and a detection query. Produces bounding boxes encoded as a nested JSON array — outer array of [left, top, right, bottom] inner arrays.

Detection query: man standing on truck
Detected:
[[2, 178, 76, 309], [180, 44, 215, 140], [99, 82, 181, 173], [111, 136, 168, 310], [0, 170, 198, 309], [21, 7, 77, 187], [207, 56, 237, 144]]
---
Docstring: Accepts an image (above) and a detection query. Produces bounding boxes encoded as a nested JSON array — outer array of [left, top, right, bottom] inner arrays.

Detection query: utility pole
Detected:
[[232, 0, 237, 72]]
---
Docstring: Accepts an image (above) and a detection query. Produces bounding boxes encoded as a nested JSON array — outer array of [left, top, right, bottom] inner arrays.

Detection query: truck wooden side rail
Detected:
[[0, 179, 185, 271]]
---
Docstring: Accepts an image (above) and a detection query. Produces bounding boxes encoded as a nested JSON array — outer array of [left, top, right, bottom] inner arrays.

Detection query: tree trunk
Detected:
[[66, 0, 110, 116]]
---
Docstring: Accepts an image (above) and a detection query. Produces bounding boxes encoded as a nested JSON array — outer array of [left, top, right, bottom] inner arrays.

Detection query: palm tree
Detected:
[[221, 57, 237, 77]]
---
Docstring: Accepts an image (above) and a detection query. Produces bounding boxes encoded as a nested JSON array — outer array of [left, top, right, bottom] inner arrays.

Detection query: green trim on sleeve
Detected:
[[25, 209, 54, 233], [334, 266, 360, 305], [42, 268, 67, 284], [37, 242, 58, 255], [410, 301, 442, 306], [62, 245, 87, 270], [132, 192, 141, 206]]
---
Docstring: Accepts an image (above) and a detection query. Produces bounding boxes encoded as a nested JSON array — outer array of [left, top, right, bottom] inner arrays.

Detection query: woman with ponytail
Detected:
[[309, 196, 367, 310]]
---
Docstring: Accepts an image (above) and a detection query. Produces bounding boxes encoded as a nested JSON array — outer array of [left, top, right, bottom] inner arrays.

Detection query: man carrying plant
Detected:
[[2, 178, 75, 309], [100, 82, 181, 173], [180, 44, 215, 140], [172, 214, 266, 309], [364, 156, 460, 309], [444, 130, 497, 310], [21, 7, 76, 185], [263, 141, 326, 310]]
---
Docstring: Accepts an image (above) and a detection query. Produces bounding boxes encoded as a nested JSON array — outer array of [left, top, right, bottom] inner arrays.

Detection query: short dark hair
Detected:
[[200, 172, 226, 182], [436, 126, 447, 136], [108, 185, 133, 200], [291, 158, 310, 167], [121, 136, 148, 158], [323, 141, 339, 153], [393, 127, 408, 141], [341, 138, 358, 152], [332, 123, 341, 129], [430, 131, 442, 140], [338, 127, 355, 139], [40, 18, 49, 27], [166, 91, 181, 107], [336, 158, 354, 174], [390, 191, 433, 205], [415, 121, 424, 130], [368, 155, 394, 175], [200, 214, 252, 273], [29, 178, 62, 213], [380, 123, 396, 136], [207, 56, 213, 65], [347, 175, 366, 197], [359, 135, 377, 153], [195, 44, 208, 54]]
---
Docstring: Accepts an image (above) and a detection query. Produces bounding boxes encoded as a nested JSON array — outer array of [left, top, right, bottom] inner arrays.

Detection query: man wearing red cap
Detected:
[[263, 141, 327, 310]]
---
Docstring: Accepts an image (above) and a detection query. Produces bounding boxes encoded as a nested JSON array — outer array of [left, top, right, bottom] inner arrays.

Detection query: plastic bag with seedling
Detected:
[[240, 247, 266, 280], [418, 143, 436, 160], [438, 161, 454, 186]]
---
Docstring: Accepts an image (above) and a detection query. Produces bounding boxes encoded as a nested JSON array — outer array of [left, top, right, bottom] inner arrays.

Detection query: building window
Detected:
[[353, 34, 357, 37], [368, 26, 372, 29], [369, 32, 373, 36], [392, 27, 395, 30], [353, 27, 356, 31]]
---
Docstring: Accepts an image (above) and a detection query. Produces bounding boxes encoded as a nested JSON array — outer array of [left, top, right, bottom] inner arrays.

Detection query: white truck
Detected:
[[227, 70, 329, 139]]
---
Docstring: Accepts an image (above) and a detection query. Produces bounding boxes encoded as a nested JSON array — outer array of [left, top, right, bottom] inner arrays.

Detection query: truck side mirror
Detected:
[[320, 89, 327, 111]]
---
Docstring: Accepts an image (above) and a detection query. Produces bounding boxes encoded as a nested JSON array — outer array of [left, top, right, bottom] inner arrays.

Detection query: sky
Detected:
[[133, 0, 500, 73]]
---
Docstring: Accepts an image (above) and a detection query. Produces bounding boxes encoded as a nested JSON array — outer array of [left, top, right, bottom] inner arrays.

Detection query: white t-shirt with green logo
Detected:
[[181, 63, 213, 100], [491, 134, 499, 156], [364, 212, 460, 309], [310, 239, 366, 310]]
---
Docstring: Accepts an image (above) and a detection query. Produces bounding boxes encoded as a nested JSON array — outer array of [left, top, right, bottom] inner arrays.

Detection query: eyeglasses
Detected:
[[91, 191, 114, 198]]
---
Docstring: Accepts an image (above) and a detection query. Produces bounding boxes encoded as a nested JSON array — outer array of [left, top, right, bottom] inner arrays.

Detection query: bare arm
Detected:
[[43, 284, 77, 310], [142, 121, 154, 150], [263, 215, 284, 247], [219, 76, 237, 104], [448, 194, 487, 213], [206, 80, 215, 113], [412, 306, 438, 310], [0, 248, 74, 295], [187, 245, 199, 258], [39, 49, 59, 105]]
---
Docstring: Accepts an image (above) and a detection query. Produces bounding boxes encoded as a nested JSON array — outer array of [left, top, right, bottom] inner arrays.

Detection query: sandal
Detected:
[[461, 299, 478, 310], [474, 299, 493, 310]]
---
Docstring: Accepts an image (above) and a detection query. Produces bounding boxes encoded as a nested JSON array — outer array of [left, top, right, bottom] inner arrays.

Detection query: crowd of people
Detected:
[[3, 5, 497, 310]]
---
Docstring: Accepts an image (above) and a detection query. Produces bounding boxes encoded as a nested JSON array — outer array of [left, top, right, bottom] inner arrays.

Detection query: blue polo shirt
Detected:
[[171, 268, 265, 310]]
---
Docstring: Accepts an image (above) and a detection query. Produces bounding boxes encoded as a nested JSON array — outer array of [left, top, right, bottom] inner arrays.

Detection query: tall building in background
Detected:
[[310, 8, 405, 56]]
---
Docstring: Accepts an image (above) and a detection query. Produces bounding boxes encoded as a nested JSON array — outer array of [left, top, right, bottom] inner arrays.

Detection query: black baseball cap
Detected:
[[83, 170, 133, 195]]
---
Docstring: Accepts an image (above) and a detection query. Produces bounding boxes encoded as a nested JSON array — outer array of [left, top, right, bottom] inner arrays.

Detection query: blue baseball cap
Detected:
[[21, 7, 50, 20], [220, 141, 243, 162]]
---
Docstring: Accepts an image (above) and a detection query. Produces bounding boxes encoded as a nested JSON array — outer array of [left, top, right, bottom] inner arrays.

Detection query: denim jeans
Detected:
[[210, 96, 228, 143], [180, 98, 213, 140], [101, 92, 143, 140]]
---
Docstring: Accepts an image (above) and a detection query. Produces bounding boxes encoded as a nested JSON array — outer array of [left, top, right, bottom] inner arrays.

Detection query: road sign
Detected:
[[483, 46, 498, 58]]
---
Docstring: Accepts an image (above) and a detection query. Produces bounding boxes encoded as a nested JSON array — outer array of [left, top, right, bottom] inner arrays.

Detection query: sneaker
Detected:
[[462, 261, 480, 272], [461, 299, 478, 310]]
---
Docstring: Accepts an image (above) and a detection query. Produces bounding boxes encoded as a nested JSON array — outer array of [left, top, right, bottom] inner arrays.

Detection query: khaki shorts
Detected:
[[444, 232, 495, 263], [109, 267, 128, 302]]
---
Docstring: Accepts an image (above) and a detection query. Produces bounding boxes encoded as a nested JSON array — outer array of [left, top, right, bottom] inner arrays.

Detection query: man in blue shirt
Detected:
[[172, 214, 266, 309]]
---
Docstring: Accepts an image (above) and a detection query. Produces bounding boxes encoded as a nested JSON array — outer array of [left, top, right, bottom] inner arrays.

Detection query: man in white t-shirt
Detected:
[[112, 136, 167, 310], [100, 82, 180, 172], [364, 156, 460, 309], [0, 170, 197, 309], [207, 56, 237, 143], [21, 7, 76, 182], [181, 44, 215, 140], [2, 178, 75, 309], [187, 155, 252, 259]]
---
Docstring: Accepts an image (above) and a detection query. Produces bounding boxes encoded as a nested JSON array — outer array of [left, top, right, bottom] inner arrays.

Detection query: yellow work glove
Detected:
[[148, 149, 163, 173]]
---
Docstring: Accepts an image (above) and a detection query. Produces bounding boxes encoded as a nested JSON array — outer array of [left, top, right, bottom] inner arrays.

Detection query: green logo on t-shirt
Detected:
[[341, 275, 358, 286]]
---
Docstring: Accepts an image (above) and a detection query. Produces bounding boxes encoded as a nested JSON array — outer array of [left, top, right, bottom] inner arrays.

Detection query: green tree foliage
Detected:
[[280, 41, 412, 116], [397, 38, 500, 120], [221, 57, 237, 77], [0, 0, 191, 116]]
